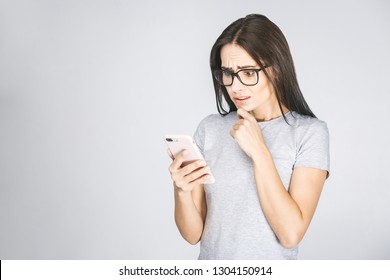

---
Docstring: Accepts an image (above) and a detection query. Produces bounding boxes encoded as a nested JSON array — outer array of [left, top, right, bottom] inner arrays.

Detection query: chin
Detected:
[[236, 104, 253, 112]]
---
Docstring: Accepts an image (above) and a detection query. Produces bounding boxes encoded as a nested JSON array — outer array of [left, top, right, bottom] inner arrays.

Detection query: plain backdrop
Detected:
[[1, 0, 389, 259]]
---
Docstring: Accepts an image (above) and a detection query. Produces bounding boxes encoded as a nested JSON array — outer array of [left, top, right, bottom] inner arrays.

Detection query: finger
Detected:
[[230, 128, 240, 140], [173, 165, 209, 191], [180, 159, 207, 176], [237, 108, 252, 119], [232, 120, 245, 130], [192, 173, 212, 185], [167, 149, 174, 160], [184, 165, 211, 183], [170, 149, 188, 171], [177, 176, 209, 192], [237, 108, 255, 121]]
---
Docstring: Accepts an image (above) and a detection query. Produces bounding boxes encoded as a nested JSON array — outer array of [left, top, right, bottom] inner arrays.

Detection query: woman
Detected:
[[168, 14, 329, 259]]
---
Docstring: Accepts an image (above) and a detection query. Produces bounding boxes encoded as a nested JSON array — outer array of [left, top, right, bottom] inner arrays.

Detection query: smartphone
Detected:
[[164, 134, 215, 184]]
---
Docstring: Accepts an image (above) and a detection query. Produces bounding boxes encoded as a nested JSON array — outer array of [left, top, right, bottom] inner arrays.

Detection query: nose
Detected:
[[230, 75, 244, 93]]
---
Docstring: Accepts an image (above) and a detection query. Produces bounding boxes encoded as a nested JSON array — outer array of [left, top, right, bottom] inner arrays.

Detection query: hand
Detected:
[[230, 108, 266, 159], [168, 149, 211, 193]]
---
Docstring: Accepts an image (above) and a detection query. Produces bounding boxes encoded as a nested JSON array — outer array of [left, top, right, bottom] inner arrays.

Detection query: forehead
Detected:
[[220, 43, 257, 68]]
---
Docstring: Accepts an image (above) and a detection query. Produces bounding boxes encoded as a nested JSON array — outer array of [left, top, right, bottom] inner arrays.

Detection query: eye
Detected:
[[222, 70, 232, 77], [242, 70, 256, 76]]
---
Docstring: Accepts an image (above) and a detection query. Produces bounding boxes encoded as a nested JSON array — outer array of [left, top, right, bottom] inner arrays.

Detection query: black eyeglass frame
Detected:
[[213, 66, 269, 86]]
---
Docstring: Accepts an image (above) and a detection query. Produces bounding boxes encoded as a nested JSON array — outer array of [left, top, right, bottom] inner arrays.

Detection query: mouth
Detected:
[[234, 96, 251, 104]]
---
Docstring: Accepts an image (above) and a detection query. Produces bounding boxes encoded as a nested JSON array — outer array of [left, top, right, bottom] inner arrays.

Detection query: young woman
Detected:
[[168, 14, 329, 260]]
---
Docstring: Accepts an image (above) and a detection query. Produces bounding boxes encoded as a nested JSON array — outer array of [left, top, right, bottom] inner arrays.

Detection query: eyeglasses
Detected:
[[213, 67, 268, 86]]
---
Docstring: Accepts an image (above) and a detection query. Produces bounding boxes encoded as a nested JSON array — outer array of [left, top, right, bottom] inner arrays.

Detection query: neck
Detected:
[[251, 103, 289, 122]]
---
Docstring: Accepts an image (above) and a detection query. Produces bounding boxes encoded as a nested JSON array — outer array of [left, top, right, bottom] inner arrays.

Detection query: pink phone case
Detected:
[[165, 134, 215, 184]]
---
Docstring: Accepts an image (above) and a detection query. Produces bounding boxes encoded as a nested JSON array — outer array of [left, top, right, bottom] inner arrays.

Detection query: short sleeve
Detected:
[[294, 120, 330, 177], [193, 114, 219, 155], [193, 116, 208, 155]]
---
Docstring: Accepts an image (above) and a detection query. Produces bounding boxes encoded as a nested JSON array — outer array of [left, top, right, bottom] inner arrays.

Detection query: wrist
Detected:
[[174, 184, 192, 197], [251, 143, 271, 163]]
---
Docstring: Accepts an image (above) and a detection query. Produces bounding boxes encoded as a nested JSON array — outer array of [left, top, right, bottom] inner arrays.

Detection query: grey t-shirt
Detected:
[[193, 111, 330, 260]]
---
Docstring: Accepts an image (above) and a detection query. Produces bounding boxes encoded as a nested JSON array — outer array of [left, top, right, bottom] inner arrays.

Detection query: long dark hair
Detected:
[[210, 14, 316, 119]]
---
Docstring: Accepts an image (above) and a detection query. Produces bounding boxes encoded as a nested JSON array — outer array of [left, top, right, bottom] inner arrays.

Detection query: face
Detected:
[[220, 43, 280, 120]]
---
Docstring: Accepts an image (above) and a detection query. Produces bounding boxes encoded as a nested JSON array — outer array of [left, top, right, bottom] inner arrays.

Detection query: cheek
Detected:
[[249, 84, 265, 98], [225, 87, 234, 99], [251, 79, 273, 98]]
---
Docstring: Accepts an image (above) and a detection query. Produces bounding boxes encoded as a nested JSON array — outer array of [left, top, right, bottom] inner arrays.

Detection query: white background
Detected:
[[1, 0, 389, 259]]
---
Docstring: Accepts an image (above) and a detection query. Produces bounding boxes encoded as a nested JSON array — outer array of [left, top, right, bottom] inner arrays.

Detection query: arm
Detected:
[[168, 150, 209, 245], [231, 109, 327, 248], [174, 183, 206, 245], [252, 148, 327, 248]]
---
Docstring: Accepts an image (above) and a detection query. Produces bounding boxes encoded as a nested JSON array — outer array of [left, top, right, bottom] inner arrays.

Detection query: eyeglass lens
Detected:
[[215, 69, 259, 86]]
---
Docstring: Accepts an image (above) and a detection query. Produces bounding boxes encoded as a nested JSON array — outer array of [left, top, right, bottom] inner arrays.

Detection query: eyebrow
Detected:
[[221, 65, 257, 70]]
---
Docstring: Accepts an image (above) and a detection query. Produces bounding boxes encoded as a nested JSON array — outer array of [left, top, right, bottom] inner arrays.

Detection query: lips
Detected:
[[235, 96, 250, 101], [234, 96, 251, 104]]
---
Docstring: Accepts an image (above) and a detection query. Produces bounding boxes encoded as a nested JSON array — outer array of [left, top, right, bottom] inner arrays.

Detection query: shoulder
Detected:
[[194, 112, 236, 149], [289, 112, 330, 174], [196, 112, 236, 130], [287, 112, 329, 136]]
